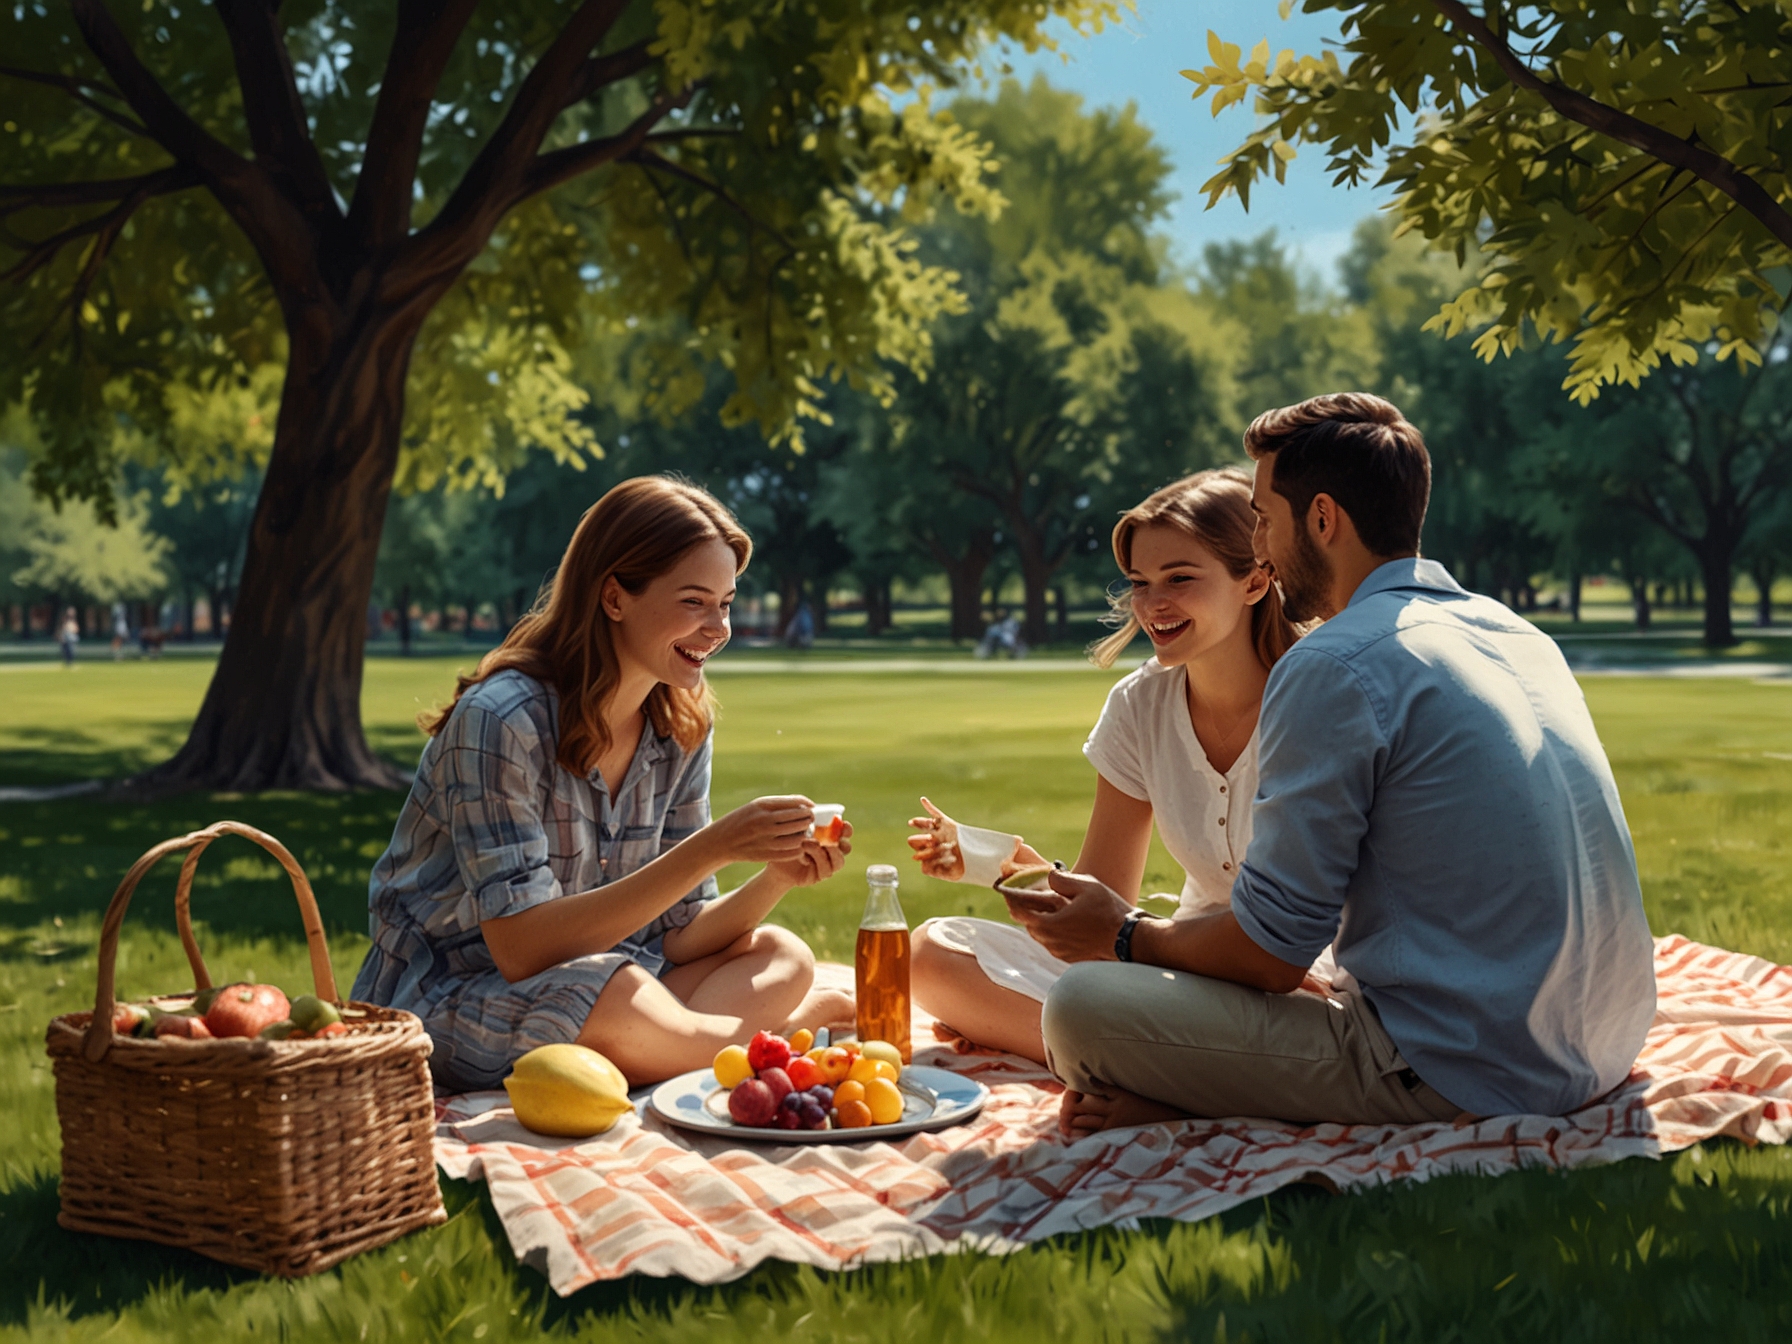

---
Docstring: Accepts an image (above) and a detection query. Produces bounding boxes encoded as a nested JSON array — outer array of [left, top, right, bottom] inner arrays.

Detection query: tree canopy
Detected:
[[0, 0, 1120, 789], [1185, 0, 1792, 403]]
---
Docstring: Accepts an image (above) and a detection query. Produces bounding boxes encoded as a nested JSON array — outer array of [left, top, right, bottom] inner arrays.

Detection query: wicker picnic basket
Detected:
[[45, 821, 446, 1277]]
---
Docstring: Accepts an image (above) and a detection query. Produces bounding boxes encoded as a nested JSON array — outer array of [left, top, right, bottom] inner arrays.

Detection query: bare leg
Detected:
[[580, 926, 829, 1084], [1058, 1086, 1191, 1138], [911, 919, 1046, 1063]]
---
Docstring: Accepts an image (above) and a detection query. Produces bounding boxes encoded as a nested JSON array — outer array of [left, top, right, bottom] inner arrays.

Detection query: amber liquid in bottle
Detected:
[[854, 865, 911, 1062]]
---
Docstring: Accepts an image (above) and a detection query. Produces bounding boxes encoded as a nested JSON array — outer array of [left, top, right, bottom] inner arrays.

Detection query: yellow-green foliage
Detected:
[[1184, 0, 1790, 404]]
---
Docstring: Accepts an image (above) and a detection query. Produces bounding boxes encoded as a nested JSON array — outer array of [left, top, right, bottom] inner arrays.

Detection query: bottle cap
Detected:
[[866, 864, 899, 885]]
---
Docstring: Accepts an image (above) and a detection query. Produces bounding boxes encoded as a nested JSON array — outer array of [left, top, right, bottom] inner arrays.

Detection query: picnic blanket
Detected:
[[433, 935, 1792, 1291]]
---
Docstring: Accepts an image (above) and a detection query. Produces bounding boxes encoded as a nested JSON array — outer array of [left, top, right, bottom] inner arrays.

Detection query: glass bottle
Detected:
[[854, 864, 911, 1062]]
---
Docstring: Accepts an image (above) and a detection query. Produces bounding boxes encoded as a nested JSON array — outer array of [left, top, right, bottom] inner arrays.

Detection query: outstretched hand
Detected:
[[1005, 869, 1133, 963], [906, 796, 965, 881]]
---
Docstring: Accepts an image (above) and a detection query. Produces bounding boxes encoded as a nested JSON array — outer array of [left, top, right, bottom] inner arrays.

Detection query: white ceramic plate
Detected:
[[647, 1064, 989, 1144]]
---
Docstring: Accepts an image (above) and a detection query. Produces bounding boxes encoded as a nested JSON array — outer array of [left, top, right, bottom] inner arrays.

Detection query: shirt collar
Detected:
[[1344, 557, 1466, 611]]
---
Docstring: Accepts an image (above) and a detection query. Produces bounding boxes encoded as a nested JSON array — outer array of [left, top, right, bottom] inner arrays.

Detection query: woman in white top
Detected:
[[907, 468, 1302, 1062]]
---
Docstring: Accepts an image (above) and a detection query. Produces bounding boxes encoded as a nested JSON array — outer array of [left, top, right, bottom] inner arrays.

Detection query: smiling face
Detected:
[[604, 537, 738, 692], [1125, 523, 1266, 668]]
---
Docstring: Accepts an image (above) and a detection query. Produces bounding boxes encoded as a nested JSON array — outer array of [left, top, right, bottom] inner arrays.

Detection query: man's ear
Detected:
[[1309, 493, 1340, 547]]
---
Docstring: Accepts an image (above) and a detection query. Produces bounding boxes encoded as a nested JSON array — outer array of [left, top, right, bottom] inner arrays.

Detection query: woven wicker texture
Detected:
[[45, 821, 446, 1277]]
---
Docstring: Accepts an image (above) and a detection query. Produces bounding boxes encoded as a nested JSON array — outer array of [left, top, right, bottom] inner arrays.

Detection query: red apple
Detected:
[[727, 1078, 778, 1127]]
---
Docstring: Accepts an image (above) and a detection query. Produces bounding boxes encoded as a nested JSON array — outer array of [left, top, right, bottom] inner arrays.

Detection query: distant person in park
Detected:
[[58, 606, 79, 669], [1014, 394, 1655, 1133], [907, 468, 1303, 1062], [974, 607, 1028, 660], [353, 476, 855, 1091], [784, 599, 815, 650], [110, 601, 130, 660]]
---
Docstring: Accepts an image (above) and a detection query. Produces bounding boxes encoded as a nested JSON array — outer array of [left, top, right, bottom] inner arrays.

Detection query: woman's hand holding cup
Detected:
[[706, 795, 816, 865], [907, 797, 965, 880]]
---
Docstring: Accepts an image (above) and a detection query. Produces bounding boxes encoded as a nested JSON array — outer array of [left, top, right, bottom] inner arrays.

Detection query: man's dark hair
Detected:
[[1243, 393, 1431, 556]]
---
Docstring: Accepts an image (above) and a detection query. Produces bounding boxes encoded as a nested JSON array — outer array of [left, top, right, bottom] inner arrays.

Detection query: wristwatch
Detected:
[[1114, 908, 1147, 963]]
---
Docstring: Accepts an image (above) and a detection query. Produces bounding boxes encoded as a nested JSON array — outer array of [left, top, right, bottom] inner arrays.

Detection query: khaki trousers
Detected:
[[1040, 962, 1462, 1126]]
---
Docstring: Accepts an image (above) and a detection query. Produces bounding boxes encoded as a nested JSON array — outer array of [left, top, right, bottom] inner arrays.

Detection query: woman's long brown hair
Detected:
[[1089, 467, 1301, 670], [421, 476, 752, 772]]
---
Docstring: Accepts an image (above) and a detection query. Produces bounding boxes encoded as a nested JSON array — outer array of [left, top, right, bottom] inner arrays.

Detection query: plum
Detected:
[[727, 1078, 778, 1127]]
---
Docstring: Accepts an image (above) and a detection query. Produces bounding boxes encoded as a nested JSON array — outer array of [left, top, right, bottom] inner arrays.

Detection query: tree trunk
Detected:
[[1753, 560, 1775, 628], [1053, 585, 1068, 642], [1013, 530, 1060, 648], [933, 533, 994, 642], [1567, 569, 1581, 622], [810, 580, 830, 636], [863, 579, 891, 637], [128, 314, 421, 793], [1630, 577, 1651, 631], [1700, 545, 1736, 648]]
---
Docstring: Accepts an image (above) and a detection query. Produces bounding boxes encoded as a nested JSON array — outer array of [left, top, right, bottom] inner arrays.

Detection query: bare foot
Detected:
[[782, 986, 855, 1037], [1058, 1086, 1191, 1137]]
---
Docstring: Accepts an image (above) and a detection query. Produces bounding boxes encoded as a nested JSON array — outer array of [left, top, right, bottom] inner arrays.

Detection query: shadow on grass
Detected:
[[0, 791, 409, 945]]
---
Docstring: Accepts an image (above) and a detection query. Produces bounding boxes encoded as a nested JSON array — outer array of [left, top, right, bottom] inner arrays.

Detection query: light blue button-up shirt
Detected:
[[1231, 559, 1655, 1116]]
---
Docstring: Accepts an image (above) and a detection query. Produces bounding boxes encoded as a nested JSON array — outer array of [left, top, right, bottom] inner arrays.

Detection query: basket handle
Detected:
[[83, 821, 340, 1063]]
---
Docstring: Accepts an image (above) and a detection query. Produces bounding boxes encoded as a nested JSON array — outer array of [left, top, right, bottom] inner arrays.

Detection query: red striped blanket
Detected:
[[434, 935, 1792, 1291]]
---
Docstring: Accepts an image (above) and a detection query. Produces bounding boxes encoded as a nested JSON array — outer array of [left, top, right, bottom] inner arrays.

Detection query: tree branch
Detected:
[[1, 165, 199, 284], [212, 0, 339, 222], [67, 0, 252, 180], [0, 166, 202, 222], [620, 143, 786, 244], [423, 0, 633, 248], [0, 64, 150, 138], [1429, 0, 1792, 252], [563, 39, 657, 108], [347, 0, 484, 247], [67, 0, 322, 299], [520, 91, 698, 202]]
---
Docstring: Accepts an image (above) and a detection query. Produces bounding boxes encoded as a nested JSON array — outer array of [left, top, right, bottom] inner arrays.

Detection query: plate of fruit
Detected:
[[647, 1029, 989, 1143]]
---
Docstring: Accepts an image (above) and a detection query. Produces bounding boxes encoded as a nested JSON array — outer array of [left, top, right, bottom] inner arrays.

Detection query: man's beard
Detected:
[[1274, 521, 1333, 624]]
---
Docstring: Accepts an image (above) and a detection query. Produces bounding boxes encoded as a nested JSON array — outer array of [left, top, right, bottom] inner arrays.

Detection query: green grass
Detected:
[[2, 659, 1792, 1340]]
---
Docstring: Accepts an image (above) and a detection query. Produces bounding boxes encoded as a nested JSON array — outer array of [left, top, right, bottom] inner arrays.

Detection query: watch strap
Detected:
[[1114, 908, 1147, 963]]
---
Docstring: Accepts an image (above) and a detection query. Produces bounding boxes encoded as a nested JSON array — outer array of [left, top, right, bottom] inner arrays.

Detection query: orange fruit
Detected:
[[833, 1080, 866, 1108], [788, 1028, 815, 1055], [847, 1056, 882, 1086], [865, 1077, 903, 1126], [835, 1099, 873, 1129]]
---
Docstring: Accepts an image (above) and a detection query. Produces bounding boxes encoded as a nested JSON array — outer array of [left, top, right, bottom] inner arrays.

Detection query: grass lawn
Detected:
[[2, 657, 1791, 1340]]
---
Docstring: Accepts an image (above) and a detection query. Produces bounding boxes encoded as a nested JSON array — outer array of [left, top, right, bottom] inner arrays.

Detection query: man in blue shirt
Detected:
[[1018, 393, 1656, 1133]]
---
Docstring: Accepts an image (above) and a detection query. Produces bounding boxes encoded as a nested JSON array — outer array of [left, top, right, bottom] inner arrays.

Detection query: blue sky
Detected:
[[992, 0, 1392, 284]]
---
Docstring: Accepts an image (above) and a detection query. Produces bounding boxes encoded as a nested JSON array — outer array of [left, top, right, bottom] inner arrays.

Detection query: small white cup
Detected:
[[809, 803, 846, 846]]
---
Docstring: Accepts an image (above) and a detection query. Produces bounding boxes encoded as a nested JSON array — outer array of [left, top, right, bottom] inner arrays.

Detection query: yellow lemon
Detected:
[[504, 1044, 632, 1138], [859, 1040, 903, 1077], [847, 1055, 882, 1086], [864, 1076, 904, 1126], [712, 1044, 754, 1088]]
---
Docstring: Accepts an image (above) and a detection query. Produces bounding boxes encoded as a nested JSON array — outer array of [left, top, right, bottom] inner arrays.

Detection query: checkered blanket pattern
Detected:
[[433, 935, 1792, 1291]]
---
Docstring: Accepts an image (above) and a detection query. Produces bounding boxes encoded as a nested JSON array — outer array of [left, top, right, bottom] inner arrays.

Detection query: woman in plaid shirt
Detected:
[[353, 477, 853, 1091]]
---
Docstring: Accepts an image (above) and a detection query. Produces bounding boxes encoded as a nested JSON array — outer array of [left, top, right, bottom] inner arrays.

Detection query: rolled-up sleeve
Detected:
[[1230, 649, 1384, 964], [438, 700, 565, 923], [650, 731, 719, 932]]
